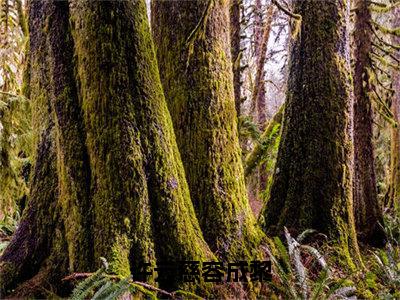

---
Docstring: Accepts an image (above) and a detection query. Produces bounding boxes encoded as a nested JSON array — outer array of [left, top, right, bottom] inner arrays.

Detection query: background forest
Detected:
[[0, 0, 399, 299]]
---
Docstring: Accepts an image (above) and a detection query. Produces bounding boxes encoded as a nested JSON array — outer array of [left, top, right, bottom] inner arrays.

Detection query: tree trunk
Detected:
[[261, 0, 361, 267], [254, 0, 262, 58], [151, 0, 263, 260], [252, 5, 276, 194], [253, 5, 276, 131], [230, 0, 242, 116], [389, 4, 400, 211], [0, 0, 212, 296], [352, 0, 385, 246]]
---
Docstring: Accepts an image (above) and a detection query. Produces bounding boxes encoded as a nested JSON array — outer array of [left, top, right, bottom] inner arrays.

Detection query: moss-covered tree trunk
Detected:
[[261, 0, 361, 266], [151, 0, 262, 260], [389, 4, 400, 211], [0, 0, 212, 297], [352, 0, 385, 246]]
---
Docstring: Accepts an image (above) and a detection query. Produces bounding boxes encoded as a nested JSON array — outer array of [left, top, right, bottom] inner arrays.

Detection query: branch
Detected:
[[271, 0, 301, 20], [372, 42, 400, 64], [372, 20, 400, 36]]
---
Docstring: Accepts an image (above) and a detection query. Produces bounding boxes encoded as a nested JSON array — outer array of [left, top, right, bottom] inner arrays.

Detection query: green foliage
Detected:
[[383, 212, 400, 244], [0, 213, 19, 266], [238, 115, 261, 145], [70, 259, 204, 300], [71, 268, 158, 300], [266, 228, 356, 300], [0, 0, 30, 220], [374, 215, 400, 286], [0, 92, 32, 217], [244, 105, 283, 177], [373, 245, 400, 287], [0, 213, 18, 236]]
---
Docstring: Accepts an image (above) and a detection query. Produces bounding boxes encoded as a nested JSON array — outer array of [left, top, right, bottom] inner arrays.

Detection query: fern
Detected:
[[267, 228, 356, 300], [71, 268, 107, 300], [70, 258, 204, 300], [238, 115, 261, 143], [92, 279, 124, 300]]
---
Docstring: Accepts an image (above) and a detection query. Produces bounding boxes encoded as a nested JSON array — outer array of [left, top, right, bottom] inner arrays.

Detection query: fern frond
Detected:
[[300, 245, 329, 273], [327, 286, 356, 299], [310, 269, 329, 300], [285, 227, 308, 299], [70, 268, 106, 300], [95, 278, 130, 300], [296, 229, 316, 243]]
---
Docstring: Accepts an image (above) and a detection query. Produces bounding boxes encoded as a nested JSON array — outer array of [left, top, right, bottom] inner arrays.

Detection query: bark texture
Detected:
[[151, 0, 263, 260], [252, 5, 276, 194], [389, 4, 400, 211], [0, 0, 212, 296], [230, 0, 242, 115], [253, 5, 276, 131], [352, 0, 385, 246], [261, 0, 361, 266]]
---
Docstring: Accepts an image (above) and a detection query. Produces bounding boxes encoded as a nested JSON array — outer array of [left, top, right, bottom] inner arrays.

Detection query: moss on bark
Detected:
[[151, 0, 264, 261], [352, 0, 385, 246], [1, 0, 213, 296], [261, 0, 361, 267]]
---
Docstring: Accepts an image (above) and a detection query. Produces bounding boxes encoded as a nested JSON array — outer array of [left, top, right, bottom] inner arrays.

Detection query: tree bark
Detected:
[[261, 0, 361, 267], [352, 0, 385, 246], [252, 5, 276, 194], [230, 0, 242, 116], [253, 5, 276, 131], [0, 0, 212, 296], [389, 3, 400, 211], [151, 0, 263, 260]]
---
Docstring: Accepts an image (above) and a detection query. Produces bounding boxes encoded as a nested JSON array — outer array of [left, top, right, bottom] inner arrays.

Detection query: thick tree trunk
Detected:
[[389, 4, 400, 211], [352, 0, 385, 246], [151, 0, 263, 260], [230, 0, 242, 116], [261, 0, 361, 267], [0, 0, 212, 296], [0, 2, 68, 295]]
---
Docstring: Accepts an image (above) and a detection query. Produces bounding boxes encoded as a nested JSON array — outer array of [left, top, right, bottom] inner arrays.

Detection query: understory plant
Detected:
[[266, 228, 356, 300], [372, 212, 400, 298], [70, 258, 202, 300]]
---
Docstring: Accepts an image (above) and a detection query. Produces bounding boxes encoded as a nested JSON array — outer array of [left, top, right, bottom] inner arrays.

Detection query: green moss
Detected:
[[261, 0, 362, 268], [69, 0, 214, 287], [109, 236, 131, 277], [2, 0, 215, 295], [152, 0, 265, 262]]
